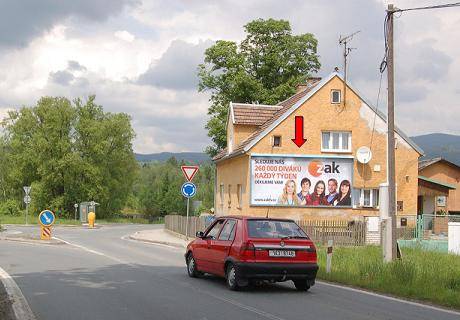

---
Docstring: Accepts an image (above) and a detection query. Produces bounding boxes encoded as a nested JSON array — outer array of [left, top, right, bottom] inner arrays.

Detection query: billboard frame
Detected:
[[249, 153, 355, 208]]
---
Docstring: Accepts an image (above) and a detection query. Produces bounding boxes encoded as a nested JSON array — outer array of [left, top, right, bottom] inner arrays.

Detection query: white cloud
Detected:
[[114, 30, 135, 42]]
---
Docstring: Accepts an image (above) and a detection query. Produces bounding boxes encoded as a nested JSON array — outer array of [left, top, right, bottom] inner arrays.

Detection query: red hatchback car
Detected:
[[185, 216, 318, 291]]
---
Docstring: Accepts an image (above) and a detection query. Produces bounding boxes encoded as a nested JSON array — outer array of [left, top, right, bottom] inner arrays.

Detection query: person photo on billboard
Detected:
[[326, 178, 338, 205], [334, 180, 351, 206], [297, 177, 311, 205], [277, 179, 300, 206], [306, 180, 329, 206]]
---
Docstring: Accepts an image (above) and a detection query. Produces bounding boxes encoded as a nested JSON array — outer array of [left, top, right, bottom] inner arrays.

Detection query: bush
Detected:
[[0, 199, 21, 216]]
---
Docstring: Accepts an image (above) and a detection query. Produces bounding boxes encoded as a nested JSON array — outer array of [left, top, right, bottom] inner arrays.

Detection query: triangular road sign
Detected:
[[181, 165, 199, 182]]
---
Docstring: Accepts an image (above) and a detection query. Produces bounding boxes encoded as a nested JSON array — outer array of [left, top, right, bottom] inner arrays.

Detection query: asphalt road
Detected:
[[0, 224, 458, 320]]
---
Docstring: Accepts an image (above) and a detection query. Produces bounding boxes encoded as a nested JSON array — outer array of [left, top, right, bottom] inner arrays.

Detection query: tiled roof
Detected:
[[213, 83, 318, 161], [418, 175, 456, 189], [418, 157, 443, 170], [232, 103, 282, 126], [419, 157, 460, 171]]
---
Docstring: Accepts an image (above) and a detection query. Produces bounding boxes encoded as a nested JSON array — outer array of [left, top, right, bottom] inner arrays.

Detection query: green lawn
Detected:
[[316, 245, 460, 309], [0, 214, 164, 225]]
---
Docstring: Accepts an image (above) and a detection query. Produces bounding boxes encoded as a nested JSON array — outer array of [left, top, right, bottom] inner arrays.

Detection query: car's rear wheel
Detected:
[[187, 254, 202, 278], [226, 264, 241, 291], [293, 280, 311, 291]]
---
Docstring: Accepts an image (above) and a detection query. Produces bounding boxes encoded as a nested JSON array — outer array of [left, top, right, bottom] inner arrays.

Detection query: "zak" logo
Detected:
[[308, 161, 340, 177]]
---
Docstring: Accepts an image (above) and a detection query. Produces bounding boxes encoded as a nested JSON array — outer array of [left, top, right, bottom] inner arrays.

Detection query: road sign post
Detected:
[[23, 186, 31, 225], [74, 203, 78, 221], [181, 182, 197, 239], [180, 165, 199, 239], [38, 210, 55, 240]]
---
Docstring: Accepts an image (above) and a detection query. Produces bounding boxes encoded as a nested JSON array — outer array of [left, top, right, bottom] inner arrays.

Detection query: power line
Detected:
[[395, 2, 460, 12], [380, 2, 460, 74]]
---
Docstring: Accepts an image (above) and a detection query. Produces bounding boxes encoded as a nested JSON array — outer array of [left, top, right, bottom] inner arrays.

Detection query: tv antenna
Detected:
[[339, 30, 360, 107]]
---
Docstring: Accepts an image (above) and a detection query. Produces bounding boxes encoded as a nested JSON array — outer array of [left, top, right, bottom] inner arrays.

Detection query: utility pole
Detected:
[[386, 4, 398, 261], [339, 31, 360, 108]]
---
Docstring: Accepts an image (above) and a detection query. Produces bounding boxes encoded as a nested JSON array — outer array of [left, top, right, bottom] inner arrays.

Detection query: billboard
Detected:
[[250, 155, 353, 207]]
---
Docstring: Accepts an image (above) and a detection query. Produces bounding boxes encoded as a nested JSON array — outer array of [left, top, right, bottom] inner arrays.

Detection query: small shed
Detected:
[[79, 202, 97, 223]]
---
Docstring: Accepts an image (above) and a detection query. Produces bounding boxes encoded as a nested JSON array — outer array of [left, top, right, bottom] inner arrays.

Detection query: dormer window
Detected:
[[331, 90, 341, 104]]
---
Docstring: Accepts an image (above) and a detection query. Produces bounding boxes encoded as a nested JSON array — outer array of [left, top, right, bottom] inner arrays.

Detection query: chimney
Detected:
[[296, 77, 322, 93]]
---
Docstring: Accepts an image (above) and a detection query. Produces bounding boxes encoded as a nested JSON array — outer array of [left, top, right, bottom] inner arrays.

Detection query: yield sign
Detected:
[[181, 165, 199, 182]]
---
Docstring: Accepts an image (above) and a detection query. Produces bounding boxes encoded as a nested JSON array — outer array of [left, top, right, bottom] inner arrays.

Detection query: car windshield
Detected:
[[247, 220, 309, 239]]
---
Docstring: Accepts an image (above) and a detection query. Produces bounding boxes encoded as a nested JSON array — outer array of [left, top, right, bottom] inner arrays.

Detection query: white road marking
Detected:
[[318, 281, 460, 316], [0, 266, 37, 320], [53, 237, 134, 266]]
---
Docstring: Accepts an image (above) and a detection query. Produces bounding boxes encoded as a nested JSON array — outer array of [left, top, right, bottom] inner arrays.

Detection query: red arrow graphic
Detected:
[[291, 116, 307, 148]]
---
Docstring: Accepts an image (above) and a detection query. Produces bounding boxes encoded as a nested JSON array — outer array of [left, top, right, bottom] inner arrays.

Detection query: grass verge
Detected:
[[316, 245, 460, 309], [0, 214, 164, 225]]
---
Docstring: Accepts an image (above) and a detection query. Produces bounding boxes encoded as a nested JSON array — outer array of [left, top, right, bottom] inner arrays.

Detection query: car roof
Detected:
[[217, 215, 295, 222]]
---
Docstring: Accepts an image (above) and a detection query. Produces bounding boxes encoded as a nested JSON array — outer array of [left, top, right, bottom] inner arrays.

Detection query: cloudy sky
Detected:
[[0, 0, 458, 154]]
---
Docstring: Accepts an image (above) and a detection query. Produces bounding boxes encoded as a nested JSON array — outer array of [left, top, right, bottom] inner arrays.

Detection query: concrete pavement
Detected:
[[129, 228, 189, 248], [0, 224, 459, 320]]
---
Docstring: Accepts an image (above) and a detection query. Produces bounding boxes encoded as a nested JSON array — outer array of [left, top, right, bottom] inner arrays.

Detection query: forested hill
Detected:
[[135, 152, 210, 163], [411, 133, 460, 166]]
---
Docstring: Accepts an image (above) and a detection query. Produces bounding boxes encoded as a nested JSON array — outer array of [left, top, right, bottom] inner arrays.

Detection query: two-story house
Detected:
[[213, 72, 423, 221]]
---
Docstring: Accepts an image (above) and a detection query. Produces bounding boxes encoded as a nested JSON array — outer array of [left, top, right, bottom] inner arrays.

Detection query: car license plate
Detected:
[[268, 250, 295, 257]]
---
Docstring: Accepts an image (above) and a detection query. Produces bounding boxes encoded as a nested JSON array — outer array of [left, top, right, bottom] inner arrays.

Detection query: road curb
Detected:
[[128, 235, 187, 248], [0, 266, 37, 320], [0, 236, 65, 245]]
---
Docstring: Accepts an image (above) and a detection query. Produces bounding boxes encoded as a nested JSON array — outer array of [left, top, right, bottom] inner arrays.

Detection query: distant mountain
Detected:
[[411, 133, 460, 166], [135, 152, 210, 163]]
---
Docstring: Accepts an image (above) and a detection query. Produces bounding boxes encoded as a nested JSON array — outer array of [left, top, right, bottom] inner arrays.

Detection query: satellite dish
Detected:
[[356, 146, 372, 164]]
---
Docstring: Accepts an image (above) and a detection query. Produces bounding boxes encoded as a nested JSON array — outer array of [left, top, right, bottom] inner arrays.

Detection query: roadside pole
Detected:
[[186, 197, 190, 239], [386, 4, 397, 261], [74, 203, 78, 221], [23, 186, 31, 225], [181, 165, 199, 240], [326, 240, 333, 273]]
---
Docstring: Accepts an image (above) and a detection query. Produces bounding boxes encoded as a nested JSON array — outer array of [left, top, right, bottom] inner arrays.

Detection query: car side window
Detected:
[[205, 219, 225, 239], [218, 220, 236, 241]]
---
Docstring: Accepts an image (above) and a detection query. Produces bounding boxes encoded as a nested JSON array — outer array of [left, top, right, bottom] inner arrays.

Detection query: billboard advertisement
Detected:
[[250, 155, 353, 207]]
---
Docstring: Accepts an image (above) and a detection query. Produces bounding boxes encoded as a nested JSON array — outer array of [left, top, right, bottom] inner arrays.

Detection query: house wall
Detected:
[[233, 124, 258, 147], [216, 76, 420, 221], [419, 162, 460, 212]]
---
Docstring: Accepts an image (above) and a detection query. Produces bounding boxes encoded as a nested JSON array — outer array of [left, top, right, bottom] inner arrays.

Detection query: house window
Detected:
[[219, 184, 224, 206], [273, 136, 281, 147], [331, 90, 341, 104], [353, 188, 379, 208], [321, 131, 351, 152], [228, 184, 231, 208], [397, 201, 404, 211], [237, 184, 242, 209]]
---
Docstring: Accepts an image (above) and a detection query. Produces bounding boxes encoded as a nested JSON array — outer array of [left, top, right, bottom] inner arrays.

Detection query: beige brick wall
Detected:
[[218, 76, 420, 220]]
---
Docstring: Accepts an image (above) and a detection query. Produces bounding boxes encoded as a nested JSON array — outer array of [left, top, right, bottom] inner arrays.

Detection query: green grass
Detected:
[[0, 214, 164, 225], [316, 245, 460, 309]]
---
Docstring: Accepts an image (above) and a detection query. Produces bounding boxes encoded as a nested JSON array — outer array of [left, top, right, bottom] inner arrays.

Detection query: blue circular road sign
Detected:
[[181, 182, 197, 198], [39, 210, 55, 227]]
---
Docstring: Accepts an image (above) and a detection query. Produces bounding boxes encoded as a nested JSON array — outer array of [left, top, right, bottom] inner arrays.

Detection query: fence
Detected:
[[165, 215, 207, 238], [165, 215, 367, 246], [416, 214, 460, 239]]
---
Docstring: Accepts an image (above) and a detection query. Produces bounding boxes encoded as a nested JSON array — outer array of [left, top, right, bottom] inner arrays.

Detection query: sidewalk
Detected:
[[130, 228, 191, 248]]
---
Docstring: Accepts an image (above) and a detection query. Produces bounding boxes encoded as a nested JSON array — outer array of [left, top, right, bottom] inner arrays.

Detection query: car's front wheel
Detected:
[[187, 253, 202, 278], [293, 279, 311, 291]]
